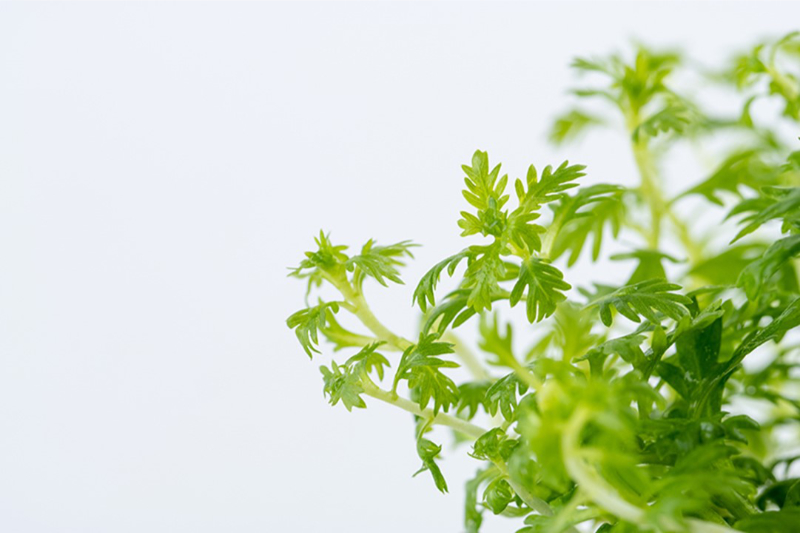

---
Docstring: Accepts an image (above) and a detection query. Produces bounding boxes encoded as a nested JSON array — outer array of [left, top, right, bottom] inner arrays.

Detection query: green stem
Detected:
[[562, 408, 644, 523], [362, 383, 486, 439], [631, 137, 665, 250], [364, 379, 557, 518], [324, 271, 413, 351]]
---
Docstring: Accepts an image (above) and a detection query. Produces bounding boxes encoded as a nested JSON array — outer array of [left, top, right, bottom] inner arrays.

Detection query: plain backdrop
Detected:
[[1, 2, 799, 532]]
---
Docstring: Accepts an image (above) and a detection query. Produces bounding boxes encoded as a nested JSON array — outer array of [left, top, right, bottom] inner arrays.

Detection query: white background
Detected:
[[1, 2, 799, 532]]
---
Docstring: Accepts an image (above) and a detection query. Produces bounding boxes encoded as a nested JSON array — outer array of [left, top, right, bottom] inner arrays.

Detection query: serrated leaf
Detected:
[[587, 278, 691, 327], [738, 235, 800, 299], [731, 187, 800, 242], [515, 161, 587, 213], [286, 301, 341, 357], [393, 334, 460, 415], [550, 184, 626, 265], [346, 239, 416, 288], [550, 108, 605, 144], [345, 342, 391, 381], [319, 361, 366, 411], [413, 250, 472, 312], [509, 258, 571, 323], [414, 435, 449, 493], [485, 373, 529, 421]]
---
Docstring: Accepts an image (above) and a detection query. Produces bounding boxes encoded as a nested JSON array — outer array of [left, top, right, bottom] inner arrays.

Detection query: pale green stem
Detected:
[[562, 408, 644, 522], [627, 112, 703, 263], [362, 382, 486, 440], [631, 138, 665, 250], [324, 271, 413, 351], [364, 380, 557, 518]]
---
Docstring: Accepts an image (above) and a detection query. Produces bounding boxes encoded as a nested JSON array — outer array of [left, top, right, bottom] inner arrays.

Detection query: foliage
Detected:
[[287, 34, 800, 533]]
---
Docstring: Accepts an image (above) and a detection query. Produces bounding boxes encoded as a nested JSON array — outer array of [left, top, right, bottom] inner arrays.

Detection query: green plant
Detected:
[[287, 34, 800, 532]]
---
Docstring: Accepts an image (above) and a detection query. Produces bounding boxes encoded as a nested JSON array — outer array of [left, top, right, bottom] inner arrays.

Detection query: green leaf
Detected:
[[346, 239, 416, 288], [738, 235, 800, 299], [657, 361, 691, 398], [413, 250, 472, 312], [578, 332, 648, 374], [730, 187, 800, 242], [485, 373, 529, 421], [675, 317, 722, 381], [421, 289, 476, 334], [675, 150, 783, 206], [509, 258, 571, 323], [549, 184, 626, 266], [610, 250, 681, 285], [471, 428, 518, 462], [414, 435, 449, 493], [288, 231, 350, 295], [515, 161, 587, 213], [483, 478, 514, 514], [632, 100, 693, 141], [730, 297, 800, 368], [550, 108, 605, 144], [507, 211, 546, 254], [587, 278, 692, 327], [320, 312, 380, 351], [319, 361, 366, 411], [345, 342, 390, 381], [689, 243, 769, 286], [736, 508, 800, 533], [478, 314, 517, 368], [393, 334, 460, 415], [459, 150, 510, 238], [462, 244, 506, 313], [286, 301, 341, 357], [457, 381, 491, 419], [465, 469, 491, 533]]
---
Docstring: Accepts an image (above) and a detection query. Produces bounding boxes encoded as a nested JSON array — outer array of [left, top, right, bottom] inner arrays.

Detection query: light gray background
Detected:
[[1, 2, 799, 532]]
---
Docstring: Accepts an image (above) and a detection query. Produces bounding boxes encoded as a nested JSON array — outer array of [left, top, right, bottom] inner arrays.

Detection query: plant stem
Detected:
[[631, 137, 666, 250], [362, 382, 486, 439], [627, 111, 704, 263], [363, 380, 558, 519], [325, 271, 413, 351], [562, 408, 644, 523]]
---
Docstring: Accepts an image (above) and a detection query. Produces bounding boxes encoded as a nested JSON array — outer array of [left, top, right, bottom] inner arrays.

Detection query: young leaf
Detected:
[[319, 361, 366, 411], [345, 342, 391, 381], [586, 279, 691, 327], [413, 250, 472, 312], [393, 334, 460, 415], [346, 239, 416, 288], [550, 108, 605, 144], [515, 161, 587, 212], [738, 235, 800, 299], [549, 184, 626, 265], [485, 373, 529, 421], [730, 187, 800, 242], [414, 435, 449, 493], [286, 301, 341, 357], [459, 150, 509, 238], [509, 258, 571, 323]]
